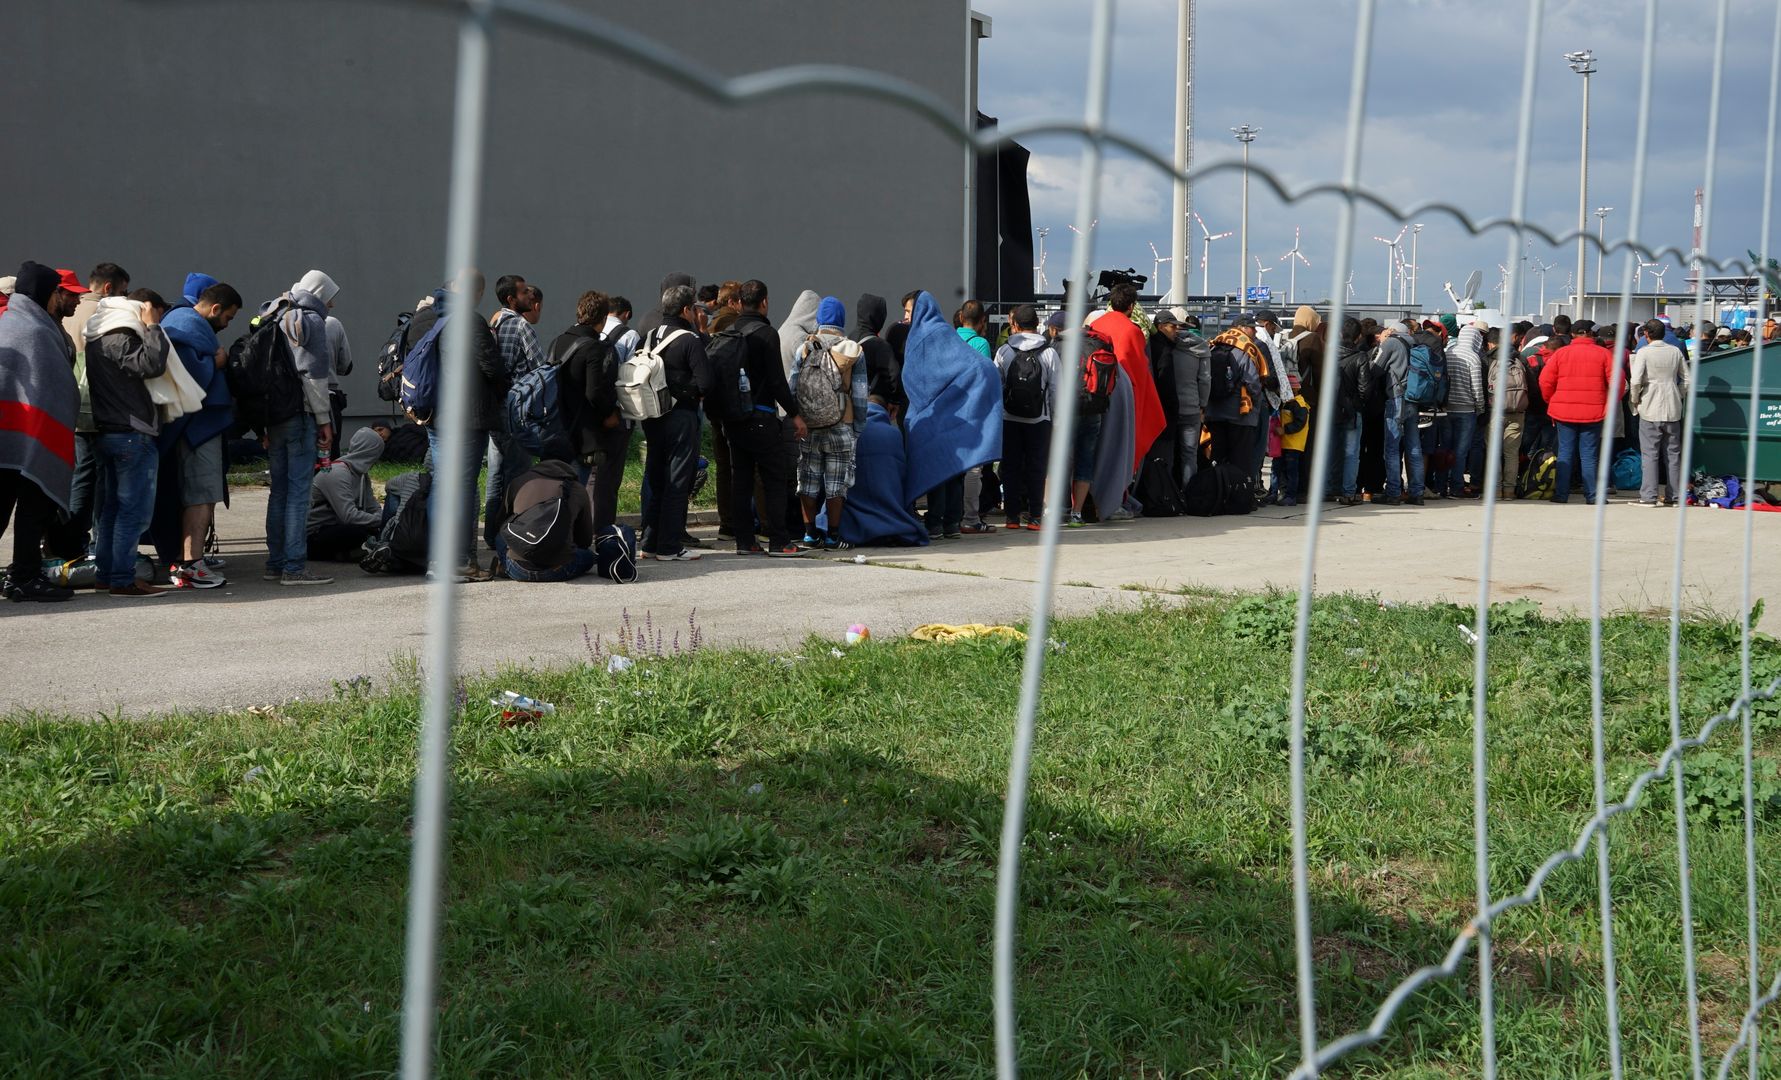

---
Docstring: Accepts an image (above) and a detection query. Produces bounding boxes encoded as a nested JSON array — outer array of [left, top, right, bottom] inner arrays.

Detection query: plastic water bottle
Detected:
[[738, 368, 752, 395], [492, 690, 556, 716]]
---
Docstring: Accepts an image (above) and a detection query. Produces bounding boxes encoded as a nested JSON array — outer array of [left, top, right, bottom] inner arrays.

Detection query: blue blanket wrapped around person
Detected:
[[838, 402, 929, 547], [901, 291, 1001, 503]]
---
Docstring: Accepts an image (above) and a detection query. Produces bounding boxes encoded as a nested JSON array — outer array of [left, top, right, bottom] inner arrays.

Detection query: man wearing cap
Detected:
[[0, 262, 82, 601], [1372, 320, 1423, 505], [42, 266, 126, 560]]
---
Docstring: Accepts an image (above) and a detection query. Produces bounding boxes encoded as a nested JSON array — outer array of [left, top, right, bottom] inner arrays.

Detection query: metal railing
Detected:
[[223, 0, 1781, 1075]]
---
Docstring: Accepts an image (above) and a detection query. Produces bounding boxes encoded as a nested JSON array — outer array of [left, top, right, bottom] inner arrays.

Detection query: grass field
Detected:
[[4, 596, 1779, 1077]]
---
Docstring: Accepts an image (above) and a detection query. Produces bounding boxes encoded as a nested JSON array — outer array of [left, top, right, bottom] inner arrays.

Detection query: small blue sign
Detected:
[[1245, 286, 1273, 304]]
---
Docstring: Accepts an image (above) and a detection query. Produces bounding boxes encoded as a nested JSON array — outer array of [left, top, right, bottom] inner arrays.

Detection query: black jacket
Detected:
[[549, 322, 619, 459], [1336, 341, 1368, 425], [736, 309, 799, 417], [644, 313, 712, 412], [88, 327, 169, 435], [853, 293, 902, 412], [403, 298, 506, 432]]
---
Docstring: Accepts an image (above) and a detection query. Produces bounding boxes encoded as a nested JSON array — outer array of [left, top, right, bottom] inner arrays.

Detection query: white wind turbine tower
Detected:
[[1649, 262, 1671, 292], [1279, 227, 1310, 304], [1033, 227, 1051, 292], [1372, 226, 1407, 305], [1252, 255, 1273, 294], [1345, 272, 1356, 303], [1494, 263, 1511, 310], [1531, 258, 1556, 316], [1194, 212, 1233, 297], [1149, 242, 1171, 298]]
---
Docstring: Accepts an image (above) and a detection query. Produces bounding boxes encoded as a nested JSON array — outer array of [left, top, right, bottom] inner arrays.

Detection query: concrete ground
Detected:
[[4, 486, 1775, 716]]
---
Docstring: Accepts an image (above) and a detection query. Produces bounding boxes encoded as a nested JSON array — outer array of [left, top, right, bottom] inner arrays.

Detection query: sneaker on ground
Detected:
[[1106, 507, 1136, 521], [280, 570, 335, 587], [1066, 515, 1085, 528], [797, 532, 823, 549], [1003, 519, 1022, 530], [11, 577, 75, 602], [766, 545, 804, 558], [203, 555, 227, 569], [108, 583, 166, 599], [1025, 520, 1042, 531], [171, 561, 226, 589], [655, 548, 702, 562], [960, 523, 995, 535], [263, 570, 284, 582], [716, 530, 737, 543], [943, 530, 963, 539]]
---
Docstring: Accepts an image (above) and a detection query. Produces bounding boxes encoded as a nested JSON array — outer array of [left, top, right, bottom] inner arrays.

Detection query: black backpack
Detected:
[[704, 324, 755, 423], [1181, 463, 1225, 516], [1001, 342, 1047, 419], [376, 312, 413, 402], [386, 472, 433, 564], [226, 301, 305, 431], [1217, 462, 1257, 515], [1208, 341, 1241, 405], [502, 479, 575, 567], [1134, 445, 1183, 516]]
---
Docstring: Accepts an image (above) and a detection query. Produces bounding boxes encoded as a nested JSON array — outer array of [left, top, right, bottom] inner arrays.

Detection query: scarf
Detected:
[[1212, 328, 1270, 416]]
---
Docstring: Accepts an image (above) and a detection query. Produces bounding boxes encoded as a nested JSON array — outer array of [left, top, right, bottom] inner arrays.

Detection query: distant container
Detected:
[[1690, 343, 1781, 481]]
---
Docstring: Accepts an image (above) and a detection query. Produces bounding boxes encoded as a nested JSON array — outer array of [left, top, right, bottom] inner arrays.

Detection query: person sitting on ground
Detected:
[[308, 426, 388, 560], [836, 395, 929, 547], [491, 458, 596, 582], [790, 296, 867, 550]]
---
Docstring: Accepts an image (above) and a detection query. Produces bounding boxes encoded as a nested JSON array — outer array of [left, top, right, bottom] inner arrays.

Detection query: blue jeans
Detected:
[[1554, 420, 1601, 502], [427, 425, 490, 565], [1432, 411, 1478, 495], [1330, 416, 1362, 496], [494, 534, 595, 582], [484, 430, 532, 548], [266, 414, 317, 575], [94, 432, 159, 587], [1383, 396, 1424, 498]]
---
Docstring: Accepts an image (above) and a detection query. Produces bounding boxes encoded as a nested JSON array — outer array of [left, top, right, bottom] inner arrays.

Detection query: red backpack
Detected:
[[1077, 327, 1119, 415]]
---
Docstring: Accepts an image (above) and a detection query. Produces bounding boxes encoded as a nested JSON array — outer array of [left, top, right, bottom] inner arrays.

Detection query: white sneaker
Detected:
[[203, 555, 227, 569], [654, 548, 703, 562], [171, 561, 226, 589]]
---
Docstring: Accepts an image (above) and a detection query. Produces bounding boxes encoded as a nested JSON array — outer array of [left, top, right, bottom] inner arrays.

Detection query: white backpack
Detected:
[[616, 327, 686, 422]]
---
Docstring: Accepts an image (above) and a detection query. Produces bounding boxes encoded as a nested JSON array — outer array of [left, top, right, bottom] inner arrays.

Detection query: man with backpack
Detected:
[[158, 278, 241, 588], [1156, 312, 1212, 491], [487, 274, 543, 550], [257, 270, 341, 586], [489, 459, 596, 582], [993, 304, 1057, 530], [404, 268, 505, 579], [723, 279, 807, 556], [631, 283, 711, 561], [1372, 320, 1424, 505], [1204, 314, 1266, 472], [854, 293, 902, 423], [790, 296, 868, 549]]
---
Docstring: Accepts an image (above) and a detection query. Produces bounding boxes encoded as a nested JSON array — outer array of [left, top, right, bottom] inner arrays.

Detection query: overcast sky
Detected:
[[973, 0, 1778, 311]]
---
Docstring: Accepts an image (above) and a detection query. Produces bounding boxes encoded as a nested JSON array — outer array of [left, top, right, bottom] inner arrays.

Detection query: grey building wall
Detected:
[[2, 1, 968, 417]]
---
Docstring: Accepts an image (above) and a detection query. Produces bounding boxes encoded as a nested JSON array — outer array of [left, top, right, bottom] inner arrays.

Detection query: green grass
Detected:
[[4, 597, 1781, 1077], [233, 426, 718, 518]]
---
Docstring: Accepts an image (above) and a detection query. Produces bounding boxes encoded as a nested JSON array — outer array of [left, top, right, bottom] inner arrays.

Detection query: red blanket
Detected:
[[1089, 310, 1166, 469]]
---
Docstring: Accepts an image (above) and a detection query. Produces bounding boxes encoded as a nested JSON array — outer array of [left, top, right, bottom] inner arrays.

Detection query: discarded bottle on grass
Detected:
[[492, 690, 556, 716]]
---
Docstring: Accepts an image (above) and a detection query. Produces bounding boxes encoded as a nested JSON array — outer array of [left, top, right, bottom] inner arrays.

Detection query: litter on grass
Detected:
[[910, 623, 1027, 643]]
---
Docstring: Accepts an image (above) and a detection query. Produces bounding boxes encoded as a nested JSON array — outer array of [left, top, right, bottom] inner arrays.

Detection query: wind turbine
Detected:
[[1649, 262, 1671, 292], [1034, 227, 1051, 292], [1252, 255, 1273, 294], [1066, 218, 1098, 241], [1530, 258, 1556, 316], [1345, 272, 1356, 303], [1495, 263, 1511, 310], [1372, 226, 1407, 305], [1194, 212, 1233, 297], [1279, 227, 1310, 304], [1149, 242, 1171, 298]]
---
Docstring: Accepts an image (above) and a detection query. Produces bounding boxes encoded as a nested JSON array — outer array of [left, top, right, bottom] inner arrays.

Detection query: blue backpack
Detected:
[[595, 523, 637, 584], [506, 362, 567, 458], [1611, 447, 1641, 492], [399, 314, 449, 425], [1405, 339, 1449, 407]]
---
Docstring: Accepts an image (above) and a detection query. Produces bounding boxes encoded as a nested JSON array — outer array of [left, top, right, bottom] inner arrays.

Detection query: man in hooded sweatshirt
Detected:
[[258, 270, 340, 586], [853, 294, 902, 423], [307, 427, 388, 560], [1372, 320, 1422, 505], [84, 291, 171, 597], [1441, 318, 1488, 498], [489, 459, 596, 582], [0, 262, 82, 602], [790, 296, 868, 549]]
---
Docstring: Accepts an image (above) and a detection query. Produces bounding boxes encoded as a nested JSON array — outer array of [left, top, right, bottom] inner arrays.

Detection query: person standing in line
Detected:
[[0, 262, 82, 602], [1330, 317, 1368, 506], [1441, 318, 1487, 498], [1628, 318, 1688, 507], [487, 274, 542, 549], [553, 291, 625, 532], [49, 263, 128, 559], [730, 279, 808, 557], [1539, 323, 1622, 504], [84, 289, 171, 597], [790, 296, 867, 549], [637, 284, 711, 561], [1372, 320, 1422, 505], [158, 278, 241, 588], [261, 270, 340, 585], [992, 303, 1056, 530]]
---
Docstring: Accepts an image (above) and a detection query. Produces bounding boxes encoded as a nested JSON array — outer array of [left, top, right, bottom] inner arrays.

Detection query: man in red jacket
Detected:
[[1088, 283, 1167, 474], [1537, 324, 1624, 503]]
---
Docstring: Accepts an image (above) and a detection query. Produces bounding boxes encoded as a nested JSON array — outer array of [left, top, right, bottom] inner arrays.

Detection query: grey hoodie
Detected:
[[777, 290, 822, 382], [308, 427, 385, 531], [992, 331, 1059, 423], [265, 288, 334, 423], [1374, 333, 1411, 400]]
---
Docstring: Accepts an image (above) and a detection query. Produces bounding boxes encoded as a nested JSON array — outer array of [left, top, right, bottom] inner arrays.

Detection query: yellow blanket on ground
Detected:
[[909, 623, 1027, 643]]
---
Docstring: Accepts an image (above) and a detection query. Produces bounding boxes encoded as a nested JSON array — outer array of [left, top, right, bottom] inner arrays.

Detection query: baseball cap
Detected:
[[1044, 310, 1068, 331], [1255, 308, 1280, 324], [1231, 312, 1257, 328], [54, 269, 89, 294], [1152, 308, 1179, 327]]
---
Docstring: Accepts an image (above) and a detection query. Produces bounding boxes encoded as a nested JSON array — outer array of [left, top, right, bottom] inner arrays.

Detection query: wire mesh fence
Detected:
[[370, 0, 1781, 1075]]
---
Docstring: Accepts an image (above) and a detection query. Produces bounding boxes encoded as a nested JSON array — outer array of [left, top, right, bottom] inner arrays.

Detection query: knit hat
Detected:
[[295, 269, 339, 304], [816, 295, 845, 328], [14, 261, 60, 308], [1438, 313, 1459, 335]]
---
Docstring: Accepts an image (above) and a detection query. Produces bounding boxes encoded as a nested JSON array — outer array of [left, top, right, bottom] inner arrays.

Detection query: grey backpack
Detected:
[[795, 335, 847, 429]]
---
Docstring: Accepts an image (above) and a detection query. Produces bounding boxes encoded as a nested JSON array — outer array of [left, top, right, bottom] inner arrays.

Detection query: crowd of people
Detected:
[[0, 256, 1724, 602]]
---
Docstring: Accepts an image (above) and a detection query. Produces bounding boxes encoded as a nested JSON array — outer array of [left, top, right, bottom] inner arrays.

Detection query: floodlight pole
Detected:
[[1568, 49, 1596, 318], [1233, 124, 1259, 308], [1168, 0, 1195, 303]]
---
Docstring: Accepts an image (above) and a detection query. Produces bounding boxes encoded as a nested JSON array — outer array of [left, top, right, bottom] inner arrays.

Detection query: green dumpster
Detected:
[[1690, 343, 1781, 481]]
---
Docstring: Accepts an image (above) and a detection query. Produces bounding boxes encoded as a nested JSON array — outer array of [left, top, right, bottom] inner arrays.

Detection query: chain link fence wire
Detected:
[[171, 0, 1776, 1073]]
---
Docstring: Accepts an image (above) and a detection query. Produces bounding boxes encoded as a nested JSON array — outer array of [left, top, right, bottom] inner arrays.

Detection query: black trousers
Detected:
[[709, 416, 734, 534], [1208, 421, 1256, 470], [583, 422, 632, 536], [728, 412, 791, 551], [44, 432, 97, 559], [0, 469, 57, 583], [308, 521, 376, 561], [1001, 419, 1052, 522]]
